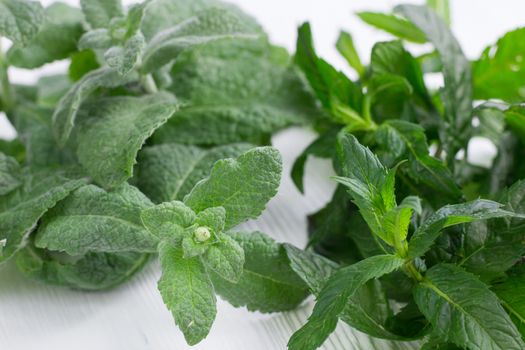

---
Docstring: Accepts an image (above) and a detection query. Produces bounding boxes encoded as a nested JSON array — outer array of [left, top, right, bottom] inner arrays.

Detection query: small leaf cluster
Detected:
[[0, 0, 315, 345], [288, 1, 525, 349]]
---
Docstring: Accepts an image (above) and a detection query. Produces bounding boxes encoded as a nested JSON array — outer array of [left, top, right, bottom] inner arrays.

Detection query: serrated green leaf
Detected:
[[473, 28, 525, 102], [105, 31, 145, 75], [16, 246, 149, 290], [0, 171, 86, 263], [182, 206, 226, 258], [0, 0, 44, 46], [357, 12, 427, 43], [141, 201, 196, 241], [408, 199, 521, 258], [135, 143, 252, 203], [202, 234, 244, 283], [141, 7, 260, 73], [154, 38, 318, 145], [140, 0, 262, 40], [34, 183, 158, 255], [210, 231, 308, 312], [80, 0, 123, 29], [76, 93, 177, 189], [78, 28, 112, 51], [415, 264, 524, 349], [493, 275, 525, 339], [336, 31, 365, 78], [285, 244, 412, 340], [396, 5, 472, 160], [7, 3, 83, 69], [52, 67, 138, 146], [376, 120, 461, 201], [288, 254, 404, 350], [158, 243, 216, 345], [184, 147, 281, 230], [0, 152, 21, 195]]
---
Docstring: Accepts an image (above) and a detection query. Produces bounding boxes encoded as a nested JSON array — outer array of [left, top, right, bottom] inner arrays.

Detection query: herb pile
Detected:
[[2, 0, 525, 348], [287, 2, 525, 349], [0, 0, 317, 345]]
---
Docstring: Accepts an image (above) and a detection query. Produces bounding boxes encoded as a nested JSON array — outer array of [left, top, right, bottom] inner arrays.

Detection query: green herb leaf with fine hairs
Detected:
[[104, 31, 145, 75], [202, 234, 244, 283], [76, 93, 177, 189], [158, 243, 216, 345], [0, 152, 21, 195], [35, 184, 158, 255], [184, 147, 282, 230], [0, 0, 44, 46], [141, 201, 196, 242], [80, 0, 123, 29]]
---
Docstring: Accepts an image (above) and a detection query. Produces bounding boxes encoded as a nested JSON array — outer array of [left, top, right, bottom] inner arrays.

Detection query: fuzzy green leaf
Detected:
[[0, 0, 44, 46], [76, 93, 177, 189], [104, 31, 145, 75], [0, 171, 86, 263], [52, 67, 138, 146], [7, 3, 83, 68], [34, 183, 158, 255], [158, 243, 216, 345], [80, 0, 123, 29], [141, 7, 259, 73], [153, 38, 319, 145], [210, 231, 308, 312], [415, 264, 524, 349], [135, 143, 252, 203], [184, 147, 281, 230], [0, 152, 21, 195], [202, 234, 244, 283], [141, 201, 196, 241]]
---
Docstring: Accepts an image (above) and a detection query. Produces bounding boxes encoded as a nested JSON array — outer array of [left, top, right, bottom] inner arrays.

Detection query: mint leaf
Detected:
[[182, 206, 226, 258], [35, 184, 158, 255], [336, 31, 365, 78], [141, 7, 259, 73], [141, 201, 196, 241], [184, 147, 281, 229], [288, 254, 404, 350], [473, 28, 525, 102], [80, 0, 123, 29], [211, 231, 308, 312], [0, 152, 21, 195], [493, 275, 525, 338], [153, 38, 319, 145], [7, 3, 83, 69], [52, 67, 138, 145], [16, 246, 149, 291], [202, 234, 244, 283], [415, 264, 524, 349], [78, 28, 112, 51], [104, 31, 145, 75], [0, 171, 86, 263], [135, 143, 252, 203], [356, 11, 427, 43], [408, 199, 520, 258], [76, 93, 177, 189], [36, 74, 71, 107], [396, 5, 472, 160], [158, 243, 216, 345], [0, 0, 44, 46]]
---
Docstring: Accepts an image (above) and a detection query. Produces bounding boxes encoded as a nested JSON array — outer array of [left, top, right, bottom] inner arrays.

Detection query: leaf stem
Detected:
[[405, 260, 424, 282], [141, 74, 158, 94]]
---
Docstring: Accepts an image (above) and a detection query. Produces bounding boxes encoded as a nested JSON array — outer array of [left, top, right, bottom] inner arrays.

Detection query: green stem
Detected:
[[405, 260, 424, 282], [141, 74, 158, 94]]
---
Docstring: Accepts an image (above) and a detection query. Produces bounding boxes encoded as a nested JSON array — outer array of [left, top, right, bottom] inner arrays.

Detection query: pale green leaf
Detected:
[[52, 67, 138, 146], [0, 0, 44, 46], [184, 147, 281, 229], [80, 0, 123, 29], [0, 152, 21, 195], [78, 28, 112, 51], [135, 143, 252, 203], [105, 31, 145, 75], [35, 183, 158, 255], [210, 231, 308, 312], [202, 234, 244, 283], [7, 3, 83, 68], [158, 243, 216, 345], [76, 93, 177, 189], [0, 171, 86, 263]]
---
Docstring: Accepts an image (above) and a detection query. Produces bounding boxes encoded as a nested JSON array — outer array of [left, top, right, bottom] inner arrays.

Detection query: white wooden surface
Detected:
[[0, 0, 522, 348]]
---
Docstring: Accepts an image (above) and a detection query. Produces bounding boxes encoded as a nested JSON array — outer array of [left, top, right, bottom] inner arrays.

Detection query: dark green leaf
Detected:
[[492, 275, 525, 338], [0, 152, 21, 195]]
